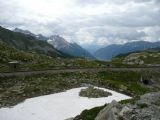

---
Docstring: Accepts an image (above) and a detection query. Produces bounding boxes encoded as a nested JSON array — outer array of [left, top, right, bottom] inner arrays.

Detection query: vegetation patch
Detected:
[[74, 105, 106, 120], [97, 71, 151, 95], [120, 98, 137, 104], [137, 103, 148, 108], [112, 49, 160, 65], [79, 86, 112, 98]]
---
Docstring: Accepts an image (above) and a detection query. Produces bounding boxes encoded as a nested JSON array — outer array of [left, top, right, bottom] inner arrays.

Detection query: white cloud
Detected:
[[75, 29, 95, 44], [0, 0, 160, 50]]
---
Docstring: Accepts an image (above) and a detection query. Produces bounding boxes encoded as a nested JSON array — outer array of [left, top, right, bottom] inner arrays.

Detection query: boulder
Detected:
[[95, 100, 122, 120], [95, 92, 160, 120]]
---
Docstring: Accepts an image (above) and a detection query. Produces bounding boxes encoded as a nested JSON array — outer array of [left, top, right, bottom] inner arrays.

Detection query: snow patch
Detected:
[[0, 87, 131, 120]]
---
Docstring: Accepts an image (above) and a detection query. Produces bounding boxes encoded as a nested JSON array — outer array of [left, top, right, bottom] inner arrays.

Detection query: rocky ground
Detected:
[[0, 69, 160, 120], [95, 91, 160, 120], [0, 69, 160, 108], [79, 86, 112, 98]]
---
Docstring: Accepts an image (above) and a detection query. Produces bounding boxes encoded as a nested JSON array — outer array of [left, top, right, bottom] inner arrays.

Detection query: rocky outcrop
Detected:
[[95, 100, 122, 120], [95, 92, 160, 120], [79, 87, 112, 98], [122, 53, 144, 65]]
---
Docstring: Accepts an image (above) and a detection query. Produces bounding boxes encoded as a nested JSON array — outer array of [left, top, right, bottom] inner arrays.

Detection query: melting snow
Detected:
[[0, 87, 131, 120]]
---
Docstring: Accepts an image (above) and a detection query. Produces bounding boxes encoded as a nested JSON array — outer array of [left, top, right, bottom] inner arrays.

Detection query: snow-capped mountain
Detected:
[[48, 35, 94, 59], [14, 28, 48, 41]]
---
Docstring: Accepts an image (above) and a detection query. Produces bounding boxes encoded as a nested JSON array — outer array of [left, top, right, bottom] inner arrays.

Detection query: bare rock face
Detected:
[[95, 92, 160, 120], [119, 106, 132, 117], [95, 101, 134, 120], [129, 92, 160, 120], [95, 100, 122, 120]]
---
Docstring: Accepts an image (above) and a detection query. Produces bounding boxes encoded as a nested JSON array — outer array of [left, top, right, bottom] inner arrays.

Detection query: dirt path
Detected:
[[0, 67, 160, 77]]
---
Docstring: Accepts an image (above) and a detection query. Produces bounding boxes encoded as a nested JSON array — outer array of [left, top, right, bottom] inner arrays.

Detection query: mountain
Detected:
[[145, 47, 160, 52], [47, 35, 94, 59], [0, 26, 67, 57], [14, 28, 94, 59], [14, 28, 48, 41], [14, 28, 35, 37], [35, 34, 48, 41], [0, 41, 41, 64], [94, 41, 160, 60], [112, 47, 160, 65]]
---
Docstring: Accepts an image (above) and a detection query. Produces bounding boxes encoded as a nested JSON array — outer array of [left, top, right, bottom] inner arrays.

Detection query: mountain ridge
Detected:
[[14, 28, 48, 41], [47, 35, 94, 59], [94, 41, 160, 60], [0, 26, 67, 57], [13, 28, 94, 59]]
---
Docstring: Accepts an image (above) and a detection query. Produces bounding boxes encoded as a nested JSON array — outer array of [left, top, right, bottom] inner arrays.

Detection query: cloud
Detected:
[[0, 0, 160, 50]]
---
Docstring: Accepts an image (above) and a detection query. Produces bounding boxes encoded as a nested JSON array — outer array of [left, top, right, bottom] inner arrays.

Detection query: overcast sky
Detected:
[[0, 0, 160, 51]]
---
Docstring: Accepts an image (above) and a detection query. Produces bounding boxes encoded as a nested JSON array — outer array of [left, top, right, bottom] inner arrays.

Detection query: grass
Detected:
[[120, 98, 137, 104], [74, 105, 106, 120], [137, 103, 148, 108], [0, 70, 153, 107], [97, 71, 150, 95]]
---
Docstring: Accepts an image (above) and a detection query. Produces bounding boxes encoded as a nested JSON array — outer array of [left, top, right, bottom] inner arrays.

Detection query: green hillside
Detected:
[[112, 48, 160, 66], [0, 41, 54, 72], [0, 26, 66, 57], [0, 41, 109, 72]]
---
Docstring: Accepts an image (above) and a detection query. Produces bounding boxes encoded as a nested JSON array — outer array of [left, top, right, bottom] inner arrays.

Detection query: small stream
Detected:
[[0, 87, 131, 120]]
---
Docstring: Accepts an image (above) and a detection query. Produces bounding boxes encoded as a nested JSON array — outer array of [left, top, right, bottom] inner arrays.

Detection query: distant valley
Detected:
[[2, 26, 160, 62], [94, 41, 160, 61]]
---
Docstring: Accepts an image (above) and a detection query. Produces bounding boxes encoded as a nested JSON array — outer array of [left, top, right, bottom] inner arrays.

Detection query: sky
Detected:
[[0, 0, 160, 51]]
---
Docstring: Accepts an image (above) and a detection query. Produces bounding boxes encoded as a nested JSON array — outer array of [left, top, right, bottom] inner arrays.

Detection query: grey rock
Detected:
[[95, 100, 122, 120], [119, 106, 132, 117], [95, 92, 160, 120], [137, 92, 160, 105]]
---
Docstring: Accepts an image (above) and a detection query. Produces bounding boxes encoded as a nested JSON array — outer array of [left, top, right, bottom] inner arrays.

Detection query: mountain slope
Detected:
[[48, 35, 94, 58], [0, 41, 35, 64], [0, 26, 66, 57], [13, 28, 94, 59], [94, 41, 160, 60], [14, 28, 48, 41], [112, 47, 160, 65]]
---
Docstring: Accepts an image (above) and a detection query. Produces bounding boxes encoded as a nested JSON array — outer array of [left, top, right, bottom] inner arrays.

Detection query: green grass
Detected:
[[120, 98, 137, 104], [74, 105, 106, 120], [97, 71, 151, 95], [137, 103, 148, 108]]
